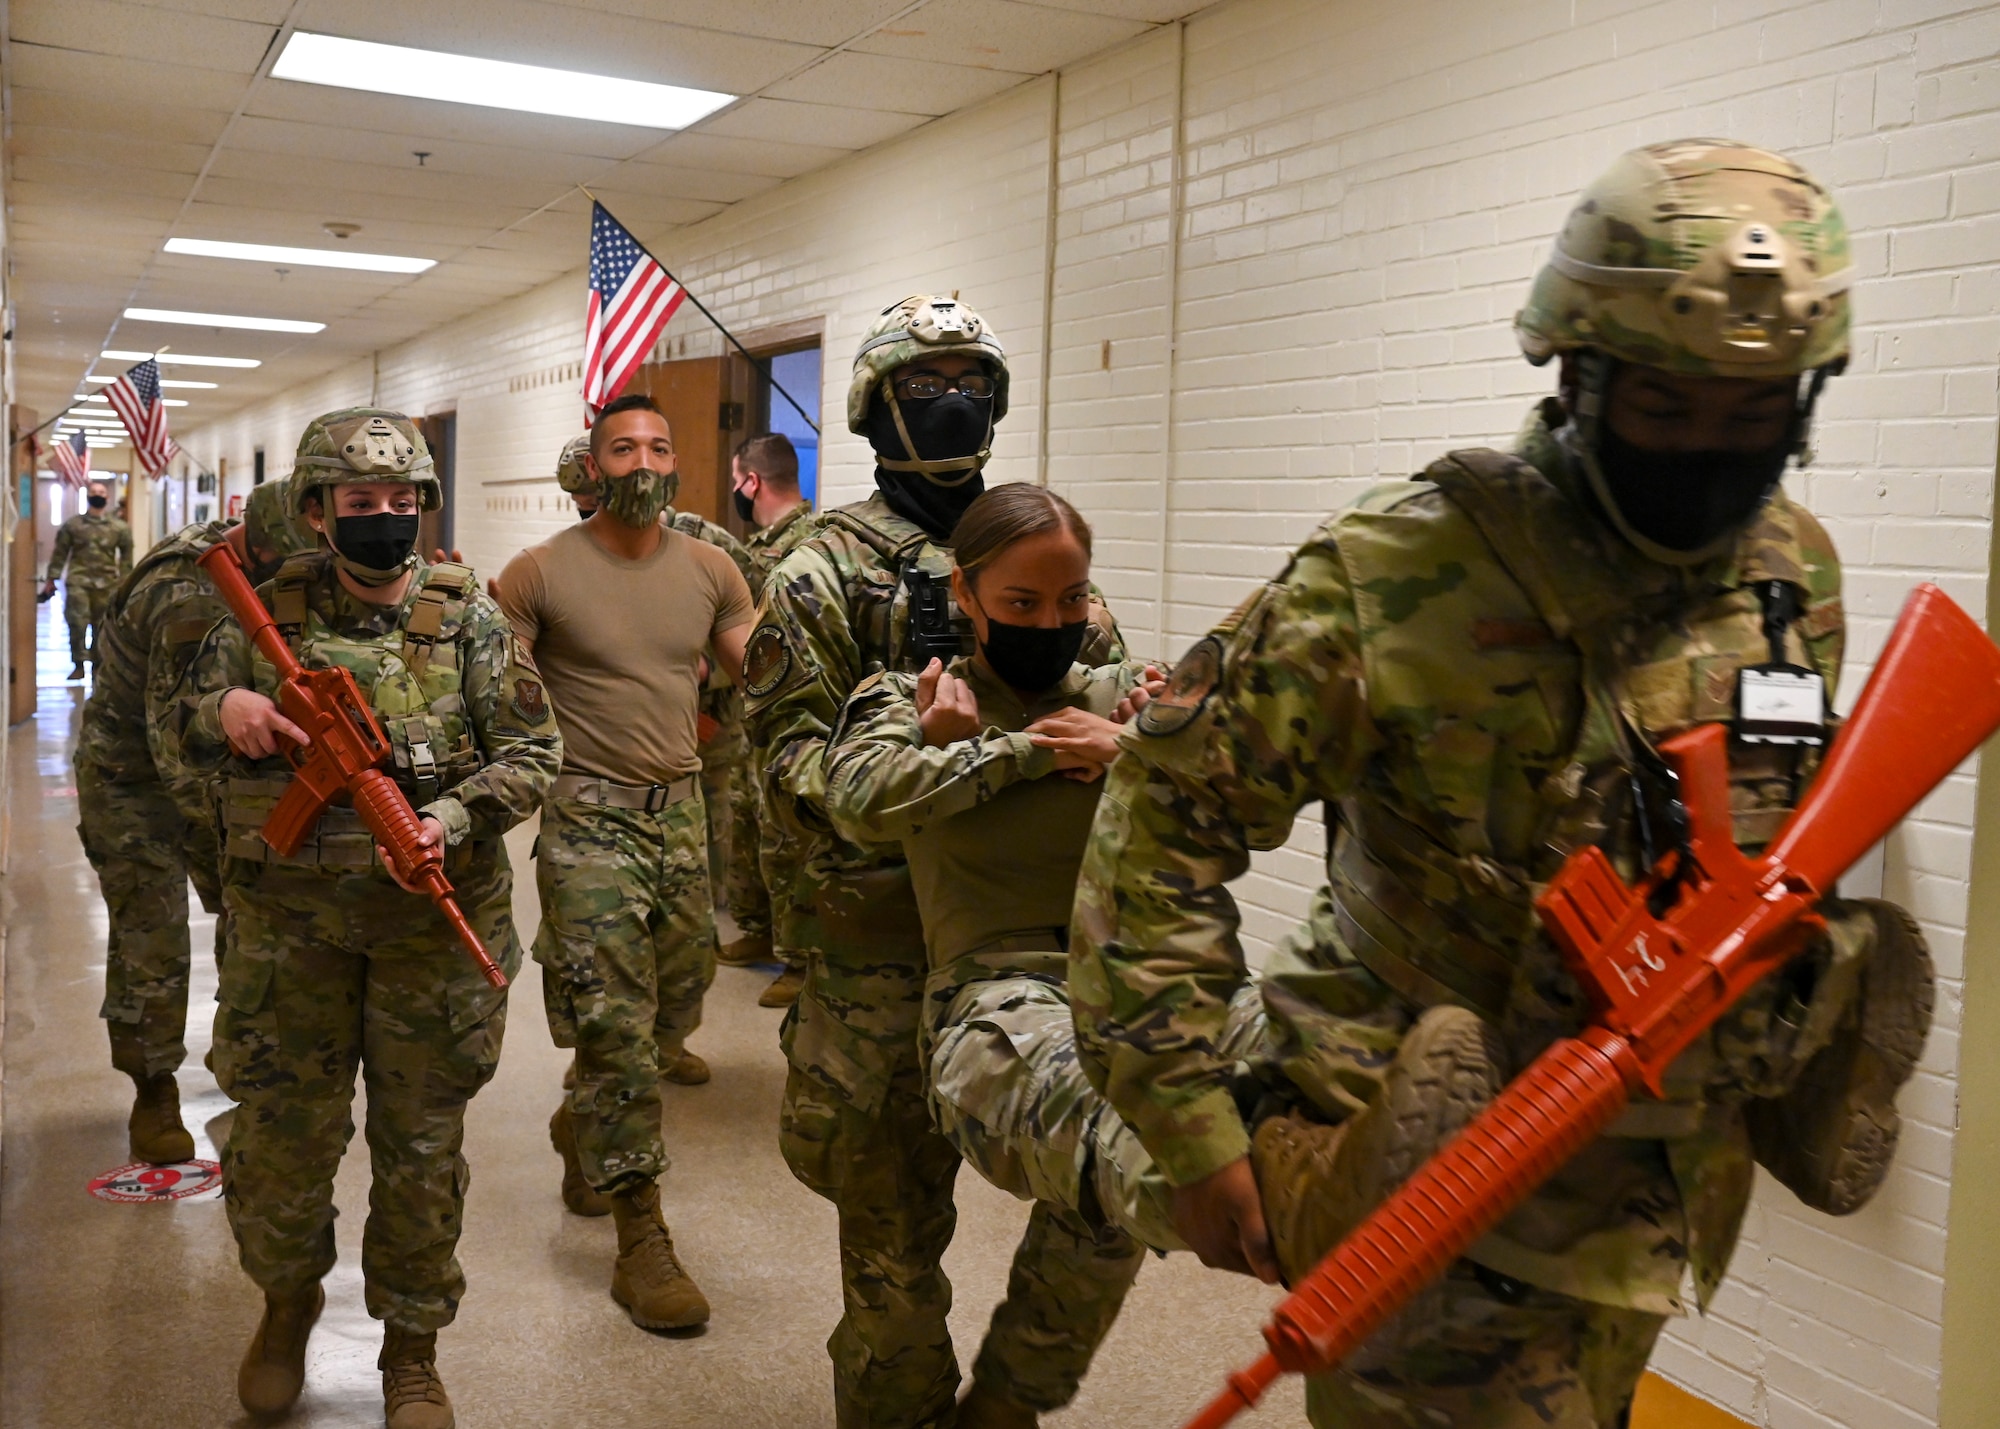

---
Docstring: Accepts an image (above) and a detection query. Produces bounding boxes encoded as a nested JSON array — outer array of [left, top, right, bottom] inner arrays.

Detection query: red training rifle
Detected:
[[1184, 583, 2000, 1427], [196, 541, 508, 990]]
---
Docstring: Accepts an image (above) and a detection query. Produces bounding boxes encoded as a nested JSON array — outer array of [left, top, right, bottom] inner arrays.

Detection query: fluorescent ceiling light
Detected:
[[271, 31, 734, 130], [124, 307, 324, 334], [103, 350, 261, 369], [79, 394, 108, 403], [165, 237, 435, 274], [85, 375, 217, 388]]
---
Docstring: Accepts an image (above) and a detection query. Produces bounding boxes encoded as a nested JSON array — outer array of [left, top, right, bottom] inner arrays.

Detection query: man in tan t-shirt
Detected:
[[497, 392, 753, 1333]]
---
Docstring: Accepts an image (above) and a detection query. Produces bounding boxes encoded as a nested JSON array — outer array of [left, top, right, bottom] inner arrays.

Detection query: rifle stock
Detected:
[[194, 542, 508, 990], [1181, 584, 2000, 1428]]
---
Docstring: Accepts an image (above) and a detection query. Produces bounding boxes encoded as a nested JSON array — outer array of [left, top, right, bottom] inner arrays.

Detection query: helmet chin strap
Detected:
[[875, 378, 990, 486], [1566, 350, 1834, 567]]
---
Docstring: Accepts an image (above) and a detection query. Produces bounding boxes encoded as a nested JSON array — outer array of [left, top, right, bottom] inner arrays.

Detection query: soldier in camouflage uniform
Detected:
[[744, 297, 1128, 1429], [76, 481, 311, 1164], [44, 478, 134, 679], [1070, 141, 1935, 1428], [169, 409, 561, 1429], [718, 432, 821, 1008]]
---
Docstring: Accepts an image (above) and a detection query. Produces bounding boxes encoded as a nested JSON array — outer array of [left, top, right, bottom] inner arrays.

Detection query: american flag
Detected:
[[103, 357, 182, 478], [582, 202, 686, 414], [49, 431, 88, 488]]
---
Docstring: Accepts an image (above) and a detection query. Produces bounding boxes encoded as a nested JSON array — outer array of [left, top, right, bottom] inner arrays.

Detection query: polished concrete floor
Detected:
[[0, 606, 1305, 1428]]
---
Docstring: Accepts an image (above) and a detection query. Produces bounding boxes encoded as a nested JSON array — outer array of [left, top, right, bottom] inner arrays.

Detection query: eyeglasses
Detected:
[[892, 371, 995, 401]]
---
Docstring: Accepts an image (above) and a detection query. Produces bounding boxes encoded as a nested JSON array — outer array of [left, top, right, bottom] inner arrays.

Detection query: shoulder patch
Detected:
[[1137, 635, 1222, 737], [511, 677, 550, 726], [163, 616, 216, 647], [744, 623, 791, 698]]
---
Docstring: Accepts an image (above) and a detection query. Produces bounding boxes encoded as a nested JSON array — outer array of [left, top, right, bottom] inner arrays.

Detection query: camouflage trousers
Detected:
[[535, 790, 715, 1190], [781, 1064, 1145, 1426], [211, 856, 519, 1332], [64, 582, 114, 666], [1302, 1263, 1663, 1428], [925, 975, 1269, 1257], [75, 761, 222, 1080]]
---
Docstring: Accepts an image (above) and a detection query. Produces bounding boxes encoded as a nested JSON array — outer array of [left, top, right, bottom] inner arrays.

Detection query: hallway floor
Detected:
[[0, 604, 1305, 1427]]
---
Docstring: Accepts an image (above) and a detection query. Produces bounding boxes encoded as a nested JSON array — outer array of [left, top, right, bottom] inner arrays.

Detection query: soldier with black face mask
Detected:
[[743, 297, 1127, 1429]]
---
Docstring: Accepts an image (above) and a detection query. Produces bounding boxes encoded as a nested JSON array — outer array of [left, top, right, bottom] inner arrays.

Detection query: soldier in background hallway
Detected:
[[1070, 141, 1936, 1429], [499, 396, 754, 1332], [44, 477, 133, 680], [745, 296, 1126, 1429], [77, 481, 311, 1164], [171, 408, 559, 1427], [717, 431, 819, 1009]]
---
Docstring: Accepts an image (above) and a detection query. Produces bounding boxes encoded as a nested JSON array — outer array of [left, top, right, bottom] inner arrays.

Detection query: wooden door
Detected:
[[10, 406, 40, 726], [632, 356, 754, 528], [412, 412, 456, 559]]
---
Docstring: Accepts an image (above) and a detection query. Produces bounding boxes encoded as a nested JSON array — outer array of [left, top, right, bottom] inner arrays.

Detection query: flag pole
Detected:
[[580, 189, 820, 435]]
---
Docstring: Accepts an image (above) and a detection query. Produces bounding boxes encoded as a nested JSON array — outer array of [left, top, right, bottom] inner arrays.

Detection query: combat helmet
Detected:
[[1516, 139, 1852, 380], [288, 407, 439, 516], [241, 478, 314, 559], [553, 432, 598, 497], [848, 295, 1008, 486]]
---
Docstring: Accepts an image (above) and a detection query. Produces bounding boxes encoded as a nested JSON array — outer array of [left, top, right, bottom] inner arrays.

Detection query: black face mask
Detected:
[[576, 505, 595, 521], [328, 511, 420, 584], [87, 496, 107, 510], [732, 484, 756, 525], [979, 618, 1087, 693], [1591, 424, 1791, 557], [868, 392, 991, 540]]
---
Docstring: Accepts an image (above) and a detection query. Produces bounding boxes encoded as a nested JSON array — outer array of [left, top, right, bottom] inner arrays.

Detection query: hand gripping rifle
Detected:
[[1184, 583, 2000, 1428], [195, 541, 509, 990]]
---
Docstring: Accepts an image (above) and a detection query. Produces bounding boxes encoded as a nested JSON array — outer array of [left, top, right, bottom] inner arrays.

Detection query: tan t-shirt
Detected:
[[498, 521, 754, 784]]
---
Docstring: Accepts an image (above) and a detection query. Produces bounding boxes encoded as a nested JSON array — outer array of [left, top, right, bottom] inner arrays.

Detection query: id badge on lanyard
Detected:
[[1738, 579, 1827, 746]]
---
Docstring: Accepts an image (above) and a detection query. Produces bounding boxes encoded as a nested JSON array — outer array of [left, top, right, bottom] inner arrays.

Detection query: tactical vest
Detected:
[[222, 559, 486, 869], [1326, 450, 1841, 1056], [819, 502, 972, 674]]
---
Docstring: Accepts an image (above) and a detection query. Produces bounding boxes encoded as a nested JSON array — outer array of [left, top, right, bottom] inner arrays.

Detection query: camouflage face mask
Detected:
[[599, 465, 679, 529]]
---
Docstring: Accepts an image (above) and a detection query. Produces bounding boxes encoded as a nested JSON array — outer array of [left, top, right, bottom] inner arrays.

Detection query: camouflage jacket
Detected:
[[745, 500, 817, 590], [48, 511, 132, 589], [1072, 400, 1867, 1314], [744, 491, 1124, 1112], [825, 654, 1148, 1003], [171, 553, 561, 876], [74, 519, 232, 801]]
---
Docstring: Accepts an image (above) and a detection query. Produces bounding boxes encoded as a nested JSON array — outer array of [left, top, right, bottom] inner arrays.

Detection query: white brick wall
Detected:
[[180, 1, 2000, 1423]]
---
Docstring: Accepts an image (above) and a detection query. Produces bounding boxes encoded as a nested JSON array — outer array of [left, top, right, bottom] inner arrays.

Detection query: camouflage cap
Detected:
[[241, 478, 315, 557], [289, 407, 440, 513], [847, 294, 1008, 433], [553, 432, 597, 496], [1516, 139, 1853, 379]]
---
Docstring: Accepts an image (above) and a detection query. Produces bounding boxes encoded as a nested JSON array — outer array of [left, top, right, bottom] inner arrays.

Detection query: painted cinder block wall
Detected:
[[180, 2, 2000, 1424]]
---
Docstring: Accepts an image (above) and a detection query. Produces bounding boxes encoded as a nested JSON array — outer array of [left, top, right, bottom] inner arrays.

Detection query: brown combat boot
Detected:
[[716, 930, 773, 966], [237, 1282, 325, 1416], [757, 966, 806, 1009], [957, 1381, 1040, 1428], [610, 1181, 711, 1329], [660, 1048, 711, 1086], [548, 1104, 611, 1217], [380, 1325, 454, 1429], [1252, 1005, 1506, 1285], [129, 1072, 196, 1164]]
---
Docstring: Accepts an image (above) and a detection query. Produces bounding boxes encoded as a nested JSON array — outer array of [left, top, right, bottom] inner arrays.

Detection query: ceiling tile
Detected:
[[7, 125, 212, 176], [561, 0, 915, 48], [592, 160, 781, 205], [240, 82, 665, 158], [224, 115, 616, 184], [10, 89, 234, 146], [12, 0, 277, 71], [636, 130, 856, 178], [854, 0, 1149, 72], [202, 149, 572, 211], [700, 97, 929, 150], [10, 42, 255, 111], [1029, 0, 1211, 19], [766, 49, 1032, 116]]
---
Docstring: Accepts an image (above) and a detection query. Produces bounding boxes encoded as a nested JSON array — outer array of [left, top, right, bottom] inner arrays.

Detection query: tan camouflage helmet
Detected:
[[241, 478, 315, 558], [553, 432, 598, 496], [288, 407, 439, 515], [847, 294, 1009, 434], [1516, 139, 1853, 379]]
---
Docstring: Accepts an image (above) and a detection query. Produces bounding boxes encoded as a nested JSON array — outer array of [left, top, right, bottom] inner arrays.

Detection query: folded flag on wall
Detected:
[[581, 201, 688, 415], [104, 358, 183, 478]]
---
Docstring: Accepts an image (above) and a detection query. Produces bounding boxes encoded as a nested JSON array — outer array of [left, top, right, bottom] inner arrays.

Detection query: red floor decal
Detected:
[[87, 1159, 222, 1203]]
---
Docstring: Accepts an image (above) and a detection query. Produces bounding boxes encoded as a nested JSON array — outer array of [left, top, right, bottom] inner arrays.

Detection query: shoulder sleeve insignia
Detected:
[[744, 623, 791, 699], [511, 677, 550, 726], [1136, 635, 1223, 737]]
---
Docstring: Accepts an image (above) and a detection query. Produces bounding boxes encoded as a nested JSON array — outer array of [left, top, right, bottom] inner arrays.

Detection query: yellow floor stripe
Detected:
[[1632, 1372, 1755, 1428]]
